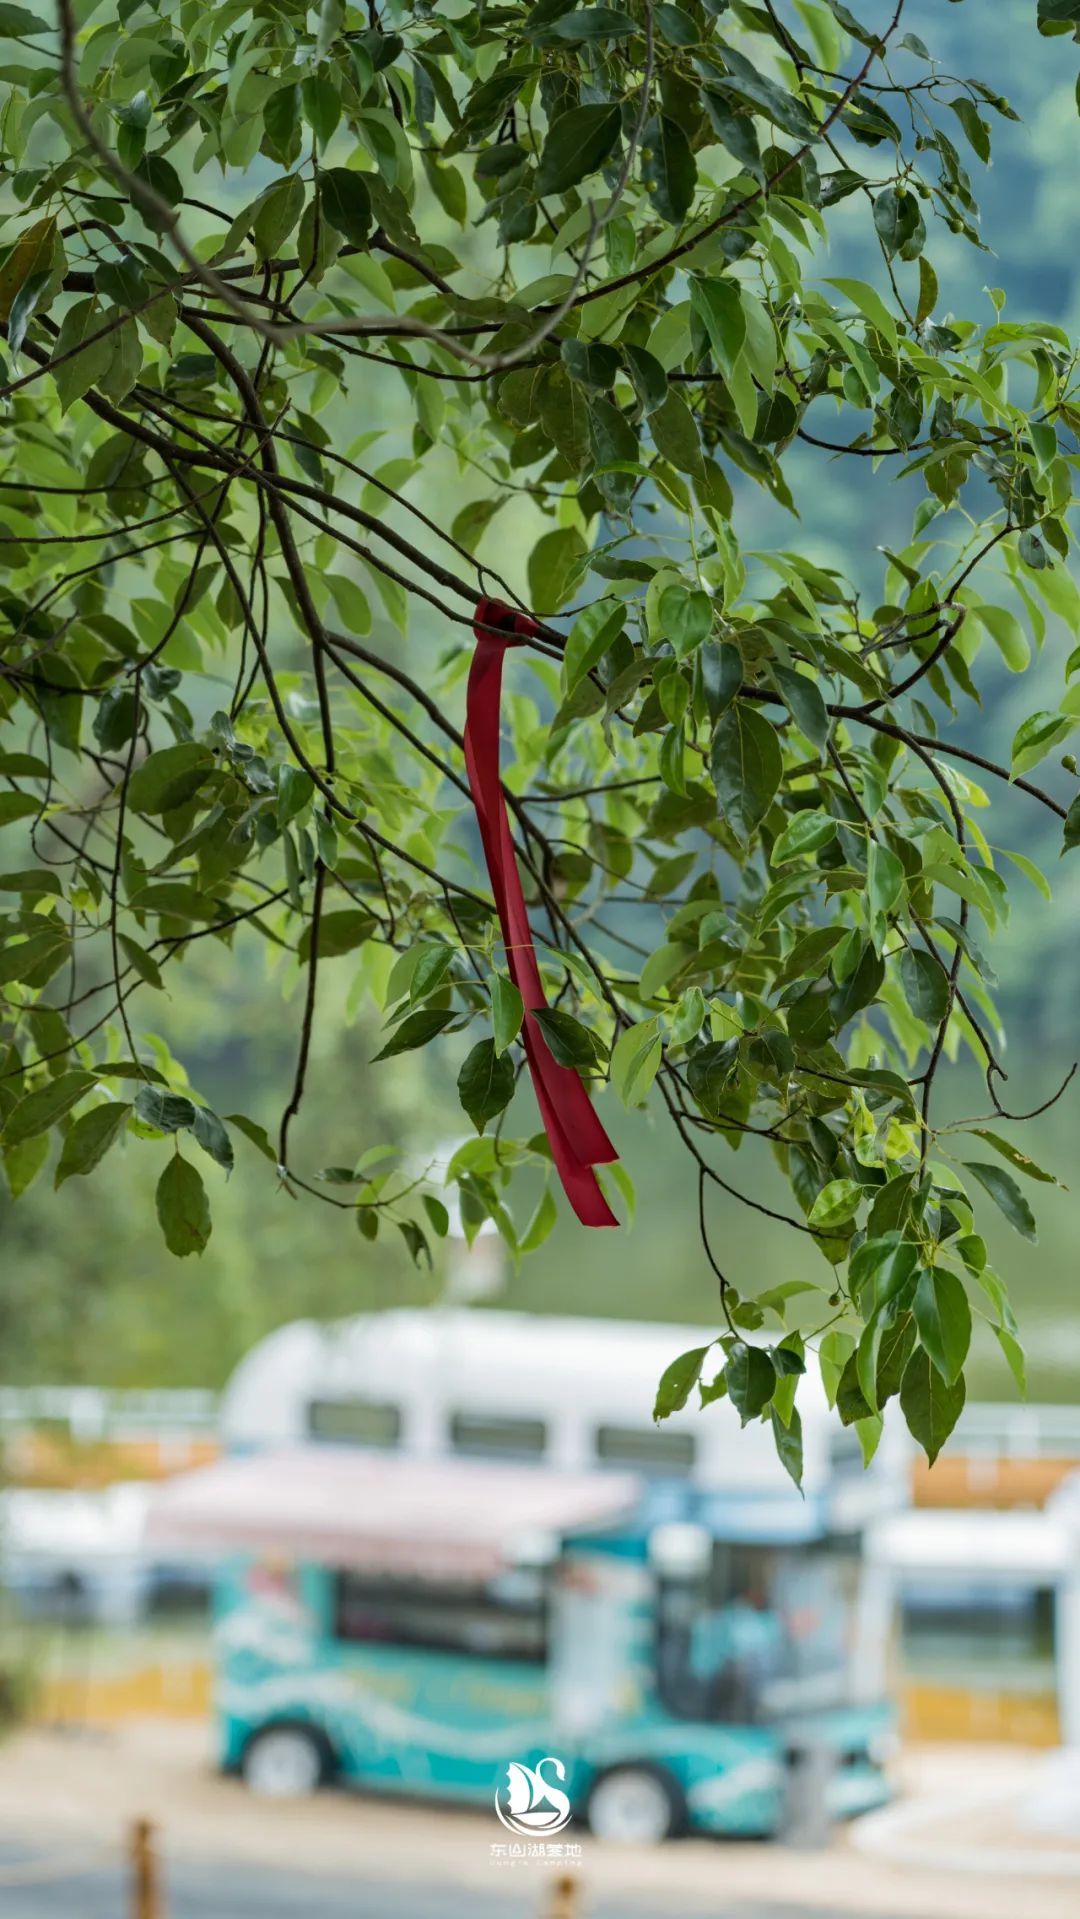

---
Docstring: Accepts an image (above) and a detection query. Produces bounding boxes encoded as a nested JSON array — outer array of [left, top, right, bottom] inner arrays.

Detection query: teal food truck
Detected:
[[149, 1442, 896, 1842]]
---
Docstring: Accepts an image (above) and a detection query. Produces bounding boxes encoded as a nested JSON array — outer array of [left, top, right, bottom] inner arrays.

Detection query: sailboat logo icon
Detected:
[[494, 1756, 573, 1836]]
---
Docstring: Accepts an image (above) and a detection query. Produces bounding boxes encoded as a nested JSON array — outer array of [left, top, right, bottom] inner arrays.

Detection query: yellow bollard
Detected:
[[130, 1818, 162, 1919], [546, 1871, 580, 1919]]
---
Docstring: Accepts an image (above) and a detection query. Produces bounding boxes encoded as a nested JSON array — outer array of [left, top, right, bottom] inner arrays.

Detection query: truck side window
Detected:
[[595, 1424, 696, 1473], [307, 1398, 401, 1447], [332, 1569, 548, 1663], [447, 1412, 547, 1460]]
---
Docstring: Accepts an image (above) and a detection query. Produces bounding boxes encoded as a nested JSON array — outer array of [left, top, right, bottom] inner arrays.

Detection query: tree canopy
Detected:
[[2, 0, 1080, 1475]]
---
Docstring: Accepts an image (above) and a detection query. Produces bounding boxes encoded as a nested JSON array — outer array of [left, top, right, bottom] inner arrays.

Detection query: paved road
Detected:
[[0, 1843, 904, 1919]]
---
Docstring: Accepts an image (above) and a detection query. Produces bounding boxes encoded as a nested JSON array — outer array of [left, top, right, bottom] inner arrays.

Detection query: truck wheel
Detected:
[[241, 1723, 328, 1798], [586, 1764, 684, 1844]]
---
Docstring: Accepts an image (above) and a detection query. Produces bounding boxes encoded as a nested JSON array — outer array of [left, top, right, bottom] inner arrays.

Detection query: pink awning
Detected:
[[145, 1447, 639, 1581]]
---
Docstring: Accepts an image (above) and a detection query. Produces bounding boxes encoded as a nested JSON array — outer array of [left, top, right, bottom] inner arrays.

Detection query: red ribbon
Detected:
[[464, 598, 618, 1228]]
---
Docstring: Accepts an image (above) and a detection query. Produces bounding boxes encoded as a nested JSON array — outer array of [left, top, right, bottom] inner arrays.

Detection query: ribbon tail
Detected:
[[464, 622, 618, 1228]]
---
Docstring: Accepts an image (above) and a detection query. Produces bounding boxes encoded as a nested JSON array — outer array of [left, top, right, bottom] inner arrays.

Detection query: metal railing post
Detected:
[[545, 1870, 580, 1919], [130, 1818, 162, 1919]]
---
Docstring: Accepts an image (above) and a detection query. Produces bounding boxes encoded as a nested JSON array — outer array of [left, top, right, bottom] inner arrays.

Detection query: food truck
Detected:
[[148, 1411, 898, 1841]]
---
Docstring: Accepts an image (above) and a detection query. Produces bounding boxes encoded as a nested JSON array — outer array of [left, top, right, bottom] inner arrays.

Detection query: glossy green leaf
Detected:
[[913, 1266, 972, 1383], [654, 1343, 712, 1419], [711, 702, 783, 840], [899, 1346, 966, 1465], [963, 1161, 1038, 1241], [536, 104, 621, 196], [155, 1153, 212, 1258], [457, 1039, 516, 1132]]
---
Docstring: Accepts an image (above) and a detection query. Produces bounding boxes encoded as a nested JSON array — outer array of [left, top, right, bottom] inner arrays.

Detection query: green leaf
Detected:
[[325, 573, 372, 636], [4, 1131, 49, 1199], [709, 45, 817, 140], [913, 1267, 972, 1384], [55, 1102, 131, 1186], [855, 1413, 884, 1467], [993, 1322, 1027, 1393], [252, 175, 305, 262], [302, 72, 342, 146], [491, 974, 524, 1055], [609, 1017, 662, 1108], [972, 603, 1030, 672], [0, 6, 50, 32], [900, 947, 949, 1025], [1011, 710, 1075, 777], [545, 5, 636, 40], [126, 743, 213, 815], [649, 390, 703, 475], [916, 255, 938, 325], [686, 1040, 739, 1116], [726, 1342, 776, 1425], [277, 764, 314, 828], [659, 585, 712, 656], [531, 1006, 600, 1069], [4, 1070, 96, 1145], [771, 1404, 803, 1488], [0, 215, 55, 328], [808, 1177, 863, 1228], [642, 114, 696, 224], [457, 1039, 515, 1132], [529, 526, 587, 616], [824, 277, 899, 350], [771, 810, 836, 865], [0, 929, 68, 989], [191, 1106, 234, 1173], [319, 168, 373, 246], [52, 299, 114, 412], [0, 869, 61, 897], [702, 93, 763, 182], [297, 909, 376, 961], [873, 186, 924, 260], [372, 1008, 455, 1060], [655, 1, 699, 42], [0, 792, 38, 825], [711, 702, 783, 841], [588, 397, 640, 511], [654, 1343, 711, 1419], [1039, 0, 1080, 38], [772, 666, 830, 754], [689, 276, 745, 375], [561, 338, 620, 391], [1000, 848, 1051, 902], [899, 1345, 966, 1465], [520, 1185, 558, 1253], [535, 104, 621, 196], [623, 343, 668, 413], [867, 841, 905, 927], [963, 1161, 1038, 1241], [563, 602, 625, 694], [225, 1113, 277, 1164], [639, 941, 687, 1001], [423, 1194, 450, 1237], [134, 1085, 197, 1133], [968, 1130, 1060, 1185], [850, 1235, 918, 1315], [155, 1153, 212, 1259], [397, 944, 452, 1005]]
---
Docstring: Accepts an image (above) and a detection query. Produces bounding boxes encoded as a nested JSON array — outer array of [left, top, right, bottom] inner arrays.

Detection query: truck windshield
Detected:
[[656, 1540, 860, 1723]]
